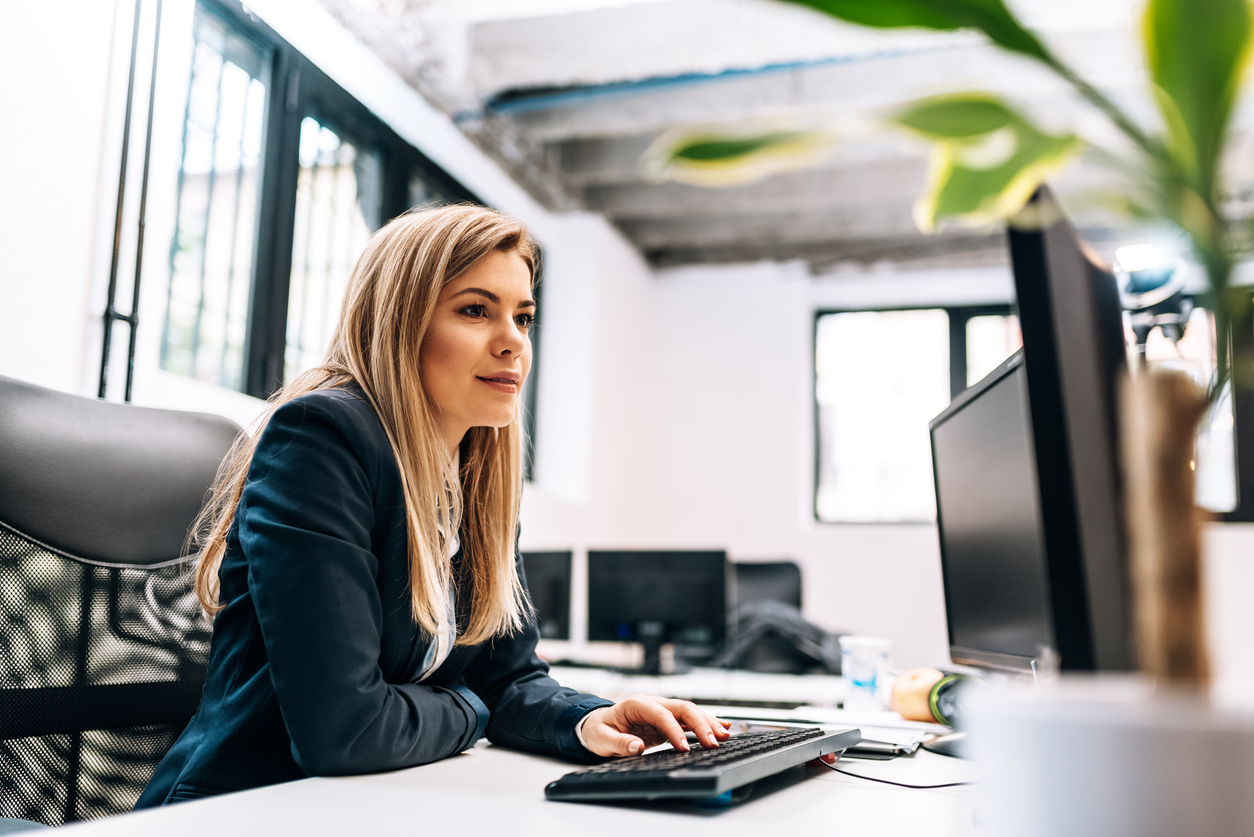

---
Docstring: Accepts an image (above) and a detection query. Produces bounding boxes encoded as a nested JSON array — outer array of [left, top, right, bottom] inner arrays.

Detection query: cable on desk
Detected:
[[821, 760, 978, 789]]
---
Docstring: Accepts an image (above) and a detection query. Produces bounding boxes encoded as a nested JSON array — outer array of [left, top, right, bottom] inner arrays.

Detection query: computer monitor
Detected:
[[520, 551, 572, 640], [586, 550, 728, 674], [930, 187, 1134, 673], [931, 352, 1055, 670]]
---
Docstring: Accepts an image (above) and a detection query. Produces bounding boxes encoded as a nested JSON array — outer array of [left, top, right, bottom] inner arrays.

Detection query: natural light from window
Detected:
[[966, 314, 1022, 387], [815, 309, 951, 523]]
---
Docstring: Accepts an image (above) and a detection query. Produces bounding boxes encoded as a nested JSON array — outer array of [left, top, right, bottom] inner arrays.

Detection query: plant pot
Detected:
[[970, 677, 1254, 837]]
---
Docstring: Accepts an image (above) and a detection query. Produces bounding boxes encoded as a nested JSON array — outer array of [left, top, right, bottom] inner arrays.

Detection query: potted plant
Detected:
[[649, 3, 1254, 830], [651, 0, 1252, 686]]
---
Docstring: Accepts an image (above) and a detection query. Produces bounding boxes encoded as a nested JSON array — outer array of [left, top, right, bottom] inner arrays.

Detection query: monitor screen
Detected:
[[931, 354, 1054, 668], [521, 551, 572, 640], [586, 550, 727, 648]]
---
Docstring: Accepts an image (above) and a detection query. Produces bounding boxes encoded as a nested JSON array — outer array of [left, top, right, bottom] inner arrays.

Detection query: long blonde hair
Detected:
[[193, 204, 536, 646]]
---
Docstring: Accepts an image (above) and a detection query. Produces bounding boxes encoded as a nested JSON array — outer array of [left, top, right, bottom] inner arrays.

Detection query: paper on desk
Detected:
[[853, 726, 932, 748], [696, 704, 948, 736]]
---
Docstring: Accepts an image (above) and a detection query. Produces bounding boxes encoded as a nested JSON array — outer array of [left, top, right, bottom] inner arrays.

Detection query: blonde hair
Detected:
[[193, 204, 537, 646]]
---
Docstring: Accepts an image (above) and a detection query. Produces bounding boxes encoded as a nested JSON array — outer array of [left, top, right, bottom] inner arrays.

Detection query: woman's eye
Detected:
[[515, 313, 535, 330], [460, 304, 488, 318]]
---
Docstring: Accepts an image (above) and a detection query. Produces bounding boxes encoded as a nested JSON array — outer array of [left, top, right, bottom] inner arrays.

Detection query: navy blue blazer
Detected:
[[136, 386, 611, 807]]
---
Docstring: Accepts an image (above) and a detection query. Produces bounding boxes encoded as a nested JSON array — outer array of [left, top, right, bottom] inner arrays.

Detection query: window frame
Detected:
[[173, 1, 545, 480], [813, 293, 1254, 524], [193, 0, 480, 400], [811, 302, 1014, 524]]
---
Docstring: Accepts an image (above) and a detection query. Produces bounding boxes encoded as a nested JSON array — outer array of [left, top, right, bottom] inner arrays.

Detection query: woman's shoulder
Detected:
[[268, 384, 390, 459]]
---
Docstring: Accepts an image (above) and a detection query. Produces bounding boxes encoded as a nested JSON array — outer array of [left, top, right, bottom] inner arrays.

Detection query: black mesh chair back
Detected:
[[733, 562, 802, 609], [0, 376, 240, 825]]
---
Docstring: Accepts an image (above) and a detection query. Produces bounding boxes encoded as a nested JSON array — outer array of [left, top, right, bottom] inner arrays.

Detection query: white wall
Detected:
[[4, 0, 1252, 679], [0, 0, 126, 395]]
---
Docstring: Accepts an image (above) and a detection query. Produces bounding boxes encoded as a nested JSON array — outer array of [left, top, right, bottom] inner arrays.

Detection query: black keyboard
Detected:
[[545, 727, 862, 802]]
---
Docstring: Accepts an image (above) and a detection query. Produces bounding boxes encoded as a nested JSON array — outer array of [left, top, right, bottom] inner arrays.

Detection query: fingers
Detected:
[[622, 694, 692, 752], [601, 729, 646, 757], [820, 752, 837, 764], [670, 701, 728, 749]]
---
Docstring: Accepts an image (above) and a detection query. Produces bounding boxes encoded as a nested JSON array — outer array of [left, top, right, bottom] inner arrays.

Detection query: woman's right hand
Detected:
[[578, 694, 731, 757]]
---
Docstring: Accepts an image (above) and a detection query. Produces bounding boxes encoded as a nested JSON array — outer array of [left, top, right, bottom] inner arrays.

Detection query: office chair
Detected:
[[719, 562, 842, 674], [733, 561, 802, 609], [0, 375, 240, 826]]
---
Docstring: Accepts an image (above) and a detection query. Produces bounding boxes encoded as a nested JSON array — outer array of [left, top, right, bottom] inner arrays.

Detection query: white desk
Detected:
[[60, 740, 980, 837], [58, 669, 978, 836]]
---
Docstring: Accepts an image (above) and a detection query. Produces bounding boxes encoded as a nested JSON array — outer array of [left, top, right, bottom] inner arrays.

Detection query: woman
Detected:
[[137, 205, 729, 806]]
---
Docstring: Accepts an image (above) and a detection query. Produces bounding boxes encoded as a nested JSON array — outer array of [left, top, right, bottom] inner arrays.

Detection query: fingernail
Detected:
[[628, 741, 642, 755], [707, 735, 717, 747]]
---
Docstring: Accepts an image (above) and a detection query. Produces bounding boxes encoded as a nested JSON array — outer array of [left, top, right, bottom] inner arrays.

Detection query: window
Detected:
[[284, 117, 382, 381], [159, 0, 479, 400], [1132, 304, 1237, 513], [159, 8, 270, 390], [814, 304, 1017, 523]]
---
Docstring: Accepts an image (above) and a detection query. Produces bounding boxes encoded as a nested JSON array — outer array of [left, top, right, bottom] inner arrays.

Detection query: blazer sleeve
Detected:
[[460, 555, 613, 763], [238, 395, 485, 777]]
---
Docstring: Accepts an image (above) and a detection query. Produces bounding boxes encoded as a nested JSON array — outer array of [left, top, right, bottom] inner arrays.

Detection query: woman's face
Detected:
[[420, 248, 535, 453]]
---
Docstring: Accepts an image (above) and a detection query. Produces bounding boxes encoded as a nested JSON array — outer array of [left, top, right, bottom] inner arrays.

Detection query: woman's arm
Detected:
[[460, 557, 730, 760], [239, 395, 484, 776], [459, 582, 614, 762]]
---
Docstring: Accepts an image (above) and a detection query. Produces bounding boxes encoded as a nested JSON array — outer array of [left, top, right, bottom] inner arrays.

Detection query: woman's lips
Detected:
[[476, 375, 519, 393]]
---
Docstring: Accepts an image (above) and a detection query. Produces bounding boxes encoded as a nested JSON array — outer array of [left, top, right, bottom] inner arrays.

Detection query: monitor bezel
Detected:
[[930, 350, 1046, 675]]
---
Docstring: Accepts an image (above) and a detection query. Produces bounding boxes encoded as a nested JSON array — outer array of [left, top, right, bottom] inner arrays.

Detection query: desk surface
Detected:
[[59, 669, 976, 836], [60, 740, 979, 837]]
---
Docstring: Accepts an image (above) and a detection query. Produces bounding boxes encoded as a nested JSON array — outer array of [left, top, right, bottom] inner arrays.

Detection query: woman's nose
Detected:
[[494, 319, 527, 357]]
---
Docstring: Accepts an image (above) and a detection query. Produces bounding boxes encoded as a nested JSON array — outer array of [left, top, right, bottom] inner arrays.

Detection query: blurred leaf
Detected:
[[643, 124, 841, 186], [782, 0, 1048, 61], [668, 132, 811, 162], [1144, 0, 1253, 195], [897, 94, 1016, 138], [895, 95, 1080, 230]]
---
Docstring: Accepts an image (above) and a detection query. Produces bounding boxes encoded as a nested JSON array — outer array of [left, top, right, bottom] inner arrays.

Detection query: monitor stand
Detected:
[[637, 621, 665, 675]]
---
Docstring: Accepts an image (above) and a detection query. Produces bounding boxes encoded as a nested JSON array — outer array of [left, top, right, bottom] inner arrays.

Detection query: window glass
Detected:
[[284, 117, 383, 382], [815, 310, 951, 523], [408, 171, 453, 211], [966, 314, 1022, 387], [160, 9, 269, 390]]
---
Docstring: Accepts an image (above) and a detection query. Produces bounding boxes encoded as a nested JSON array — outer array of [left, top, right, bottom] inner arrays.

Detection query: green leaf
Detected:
[[643, 124, 841, 186], [781, 0, 1049, 61], [894, 95, 1081, 230], [668, 132, 810, 163], [1144, 0, 1253, 196], [896, 94, 1016, 138]]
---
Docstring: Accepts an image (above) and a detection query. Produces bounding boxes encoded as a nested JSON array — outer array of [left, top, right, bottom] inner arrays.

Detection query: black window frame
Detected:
[[811, 302, 1015, 524], [184, 1, 546, 480], [191, 0, 479, 404], [198, 0, 480, 399], [814, 294, 1254, 524]]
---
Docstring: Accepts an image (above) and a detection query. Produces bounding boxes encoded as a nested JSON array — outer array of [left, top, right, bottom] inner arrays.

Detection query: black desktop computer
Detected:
[[930, 187, 1134, 674], [520, 551, 572, 641], [586, 550, 728, 674]]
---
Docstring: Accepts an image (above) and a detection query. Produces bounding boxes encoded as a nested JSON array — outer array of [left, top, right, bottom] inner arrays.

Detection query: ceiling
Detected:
[[317, 0, 1250, 272]]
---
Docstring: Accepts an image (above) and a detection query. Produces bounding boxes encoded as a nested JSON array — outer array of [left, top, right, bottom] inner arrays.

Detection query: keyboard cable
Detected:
[[820, 759, 978, 789]]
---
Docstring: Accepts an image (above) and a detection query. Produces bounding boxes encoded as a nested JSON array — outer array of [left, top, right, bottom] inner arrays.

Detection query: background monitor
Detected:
[[520, 551, 572, 641], [587, 550, 728, 674]]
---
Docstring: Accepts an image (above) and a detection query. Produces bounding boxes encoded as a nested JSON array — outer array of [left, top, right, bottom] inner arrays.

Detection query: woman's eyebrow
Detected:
[[451, 287, 536, 308]]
